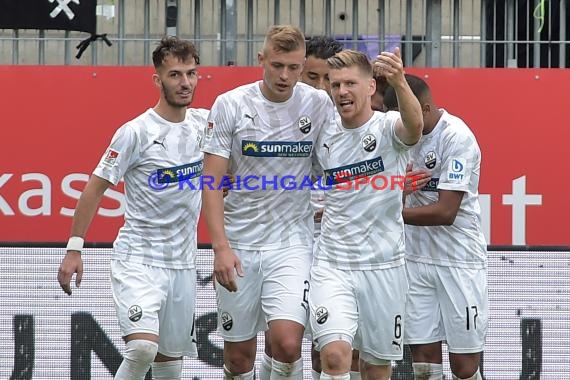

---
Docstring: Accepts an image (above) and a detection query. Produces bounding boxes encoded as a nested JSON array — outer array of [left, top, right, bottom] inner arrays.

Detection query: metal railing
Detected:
[[0, 0, 567, 67]]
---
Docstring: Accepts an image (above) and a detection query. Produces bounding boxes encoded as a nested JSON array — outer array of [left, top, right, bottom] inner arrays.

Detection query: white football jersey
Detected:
[[314, 111, 411, 270], [202, 81, 335, 250], [310, 112, 342, 239], [404, 109, 487, 268], [310, 186, 325, 239], [93, 108, 207, 269]]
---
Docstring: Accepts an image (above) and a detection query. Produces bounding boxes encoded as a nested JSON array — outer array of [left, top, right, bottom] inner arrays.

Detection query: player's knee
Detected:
[[122, 339, 158, 367], [449, 356, 481, 380], [320, 343, 352, 372], [225, 355, 255, 375], [271, 336, 302, 362], [451, 368, 482, 380], [224, 340, 257, 374], [114, 340, 157, 379]]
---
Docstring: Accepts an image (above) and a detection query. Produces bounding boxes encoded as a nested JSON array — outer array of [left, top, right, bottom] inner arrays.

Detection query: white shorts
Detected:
[[404, 261, 488, 353], [309, 264, 408, 361], [216, 246, 311, 342], [110, 259, 198, 358]]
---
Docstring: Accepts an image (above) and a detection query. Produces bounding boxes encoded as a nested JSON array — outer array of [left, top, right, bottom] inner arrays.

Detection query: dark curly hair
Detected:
[[305, 36, 343, 59], [152, 36, 200, 68]]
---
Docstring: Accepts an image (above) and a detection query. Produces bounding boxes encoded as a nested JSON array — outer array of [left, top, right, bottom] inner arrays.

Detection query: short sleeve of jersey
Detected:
[[437, 127, 479, 193], [188, 107, 209, 149], [202, 94, 236, 159], [385, 110, 413, 151], [93, 124, 139, 186]]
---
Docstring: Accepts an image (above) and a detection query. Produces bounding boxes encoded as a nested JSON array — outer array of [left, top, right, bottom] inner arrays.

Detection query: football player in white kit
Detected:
[[309, 49, 423, 380], [201, 25, 335, 380], [259, 35, 345, 380], [299, 36, 362, 380], [57, 37, 206, 380], [384, 74, 488, 380], [302, 36, 344, 241]]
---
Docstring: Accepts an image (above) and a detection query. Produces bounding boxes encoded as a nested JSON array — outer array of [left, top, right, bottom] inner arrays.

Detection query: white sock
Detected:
[[413, 362, 443, 380], [151, 360, 182, 379], [114, 340, 158, 380], [349, 371, 361, 379], [312, 369, 321, 380], [270, 357, 303, 379], [319, 371, 350, 380], [223, 364, 256, 379], [259, 353, 273, 380], [452, 368, 483, 380]]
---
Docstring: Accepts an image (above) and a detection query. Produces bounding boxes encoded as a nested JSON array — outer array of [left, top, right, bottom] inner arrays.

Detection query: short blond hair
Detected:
[[263, 25, 306, 54], [327, 50, 372, 77]]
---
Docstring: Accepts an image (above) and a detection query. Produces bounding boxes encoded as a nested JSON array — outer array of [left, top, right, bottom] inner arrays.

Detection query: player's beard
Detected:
[[162, 82, 193, 108]]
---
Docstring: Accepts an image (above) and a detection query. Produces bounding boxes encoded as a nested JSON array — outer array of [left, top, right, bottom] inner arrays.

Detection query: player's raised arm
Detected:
[[375, 47, 423, 145]]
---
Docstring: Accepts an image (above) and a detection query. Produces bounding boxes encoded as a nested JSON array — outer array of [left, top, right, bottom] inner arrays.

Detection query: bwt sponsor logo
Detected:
[[448, 158, 466, 181]]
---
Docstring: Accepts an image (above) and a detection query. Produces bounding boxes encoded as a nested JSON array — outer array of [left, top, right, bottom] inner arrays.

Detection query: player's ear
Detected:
[[152, 73, 161, 89], [368, 77, 376, 96], [257, 51, 264, 66]]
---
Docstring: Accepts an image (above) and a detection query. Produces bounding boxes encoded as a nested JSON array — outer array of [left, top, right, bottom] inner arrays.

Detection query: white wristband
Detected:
[[66, 236, 84, 252]]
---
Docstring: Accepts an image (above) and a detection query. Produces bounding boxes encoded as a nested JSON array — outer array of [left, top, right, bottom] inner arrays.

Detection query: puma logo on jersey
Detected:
[[323, 143, 331, 154], [244, 113, 257, 124], [153, 138, 166, 150], [392, 340, 402, 349]]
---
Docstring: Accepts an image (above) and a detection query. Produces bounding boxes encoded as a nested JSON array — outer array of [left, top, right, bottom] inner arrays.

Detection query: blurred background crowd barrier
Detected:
[[1, 0, 569, 68]]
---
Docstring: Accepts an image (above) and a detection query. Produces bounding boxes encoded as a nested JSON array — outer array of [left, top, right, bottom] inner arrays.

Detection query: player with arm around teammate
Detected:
[[57, 37, 206, 380]]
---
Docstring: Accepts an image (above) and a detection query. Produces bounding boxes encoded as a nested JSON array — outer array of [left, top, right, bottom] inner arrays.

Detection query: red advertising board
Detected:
[[0, 66, 568, 245]]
